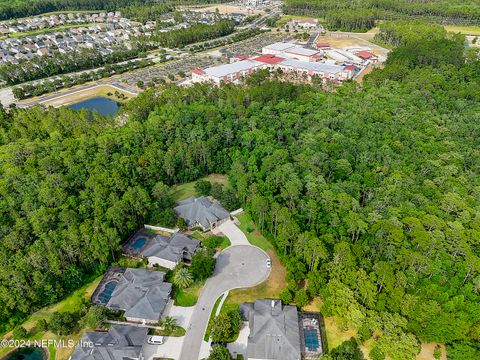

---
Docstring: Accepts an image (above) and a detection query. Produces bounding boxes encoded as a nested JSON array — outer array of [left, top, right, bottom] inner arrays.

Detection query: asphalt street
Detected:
[[178, 245, 270, 360]]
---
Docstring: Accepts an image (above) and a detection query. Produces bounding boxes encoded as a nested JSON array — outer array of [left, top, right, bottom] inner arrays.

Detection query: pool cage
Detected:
[[299, 312, 325, 359]]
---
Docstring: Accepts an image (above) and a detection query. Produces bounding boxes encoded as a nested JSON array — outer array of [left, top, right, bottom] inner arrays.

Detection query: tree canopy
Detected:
[[0, 21, 480, 358]]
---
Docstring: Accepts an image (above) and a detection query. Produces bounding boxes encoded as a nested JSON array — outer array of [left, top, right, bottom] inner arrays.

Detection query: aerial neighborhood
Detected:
[[59, 190, 325, 360], [0, 0, 475, 359]]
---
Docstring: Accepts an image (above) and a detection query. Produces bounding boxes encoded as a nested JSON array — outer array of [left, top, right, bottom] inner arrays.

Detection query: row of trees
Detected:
[[284, 0, 480, 31], [12, 58, 153, 100], [188, 28, 262, 53], [145, 20, 235, 49], [0, 45, 151, 85]]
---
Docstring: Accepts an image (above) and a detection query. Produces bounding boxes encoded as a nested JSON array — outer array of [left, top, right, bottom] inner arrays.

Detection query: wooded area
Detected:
[[0, 21, 479, 359], [284, 0, 480, 31]]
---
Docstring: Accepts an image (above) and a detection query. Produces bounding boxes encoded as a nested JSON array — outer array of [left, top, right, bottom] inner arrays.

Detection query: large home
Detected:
[[92, 267, 172, 324], [70, 325, 147, 360], [125, 229, 200, 269], [240, 299, 301, 360], [174, 196, 231, 231]]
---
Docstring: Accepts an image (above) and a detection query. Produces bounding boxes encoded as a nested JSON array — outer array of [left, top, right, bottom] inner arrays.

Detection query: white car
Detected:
[[266, 259, 271, 268], [147, 335, 164, 345]]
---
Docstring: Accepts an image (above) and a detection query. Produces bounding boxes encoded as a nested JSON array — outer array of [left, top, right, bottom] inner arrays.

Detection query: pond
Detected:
[[4, 347, 47, 360], [68, 96, 121, 117]]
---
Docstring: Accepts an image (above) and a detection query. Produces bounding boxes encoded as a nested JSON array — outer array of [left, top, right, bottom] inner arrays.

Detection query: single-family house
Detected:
[[174, 196, 231, 230], [125, 230, 200, 269], [70, 325, 147, 360], [92, 267, 172, 324], [240, 299, 301, 360]]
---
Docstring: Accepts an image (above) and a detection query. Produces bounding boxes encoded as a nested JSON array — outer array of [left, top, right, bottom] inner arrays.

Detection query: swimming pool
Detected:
[[130, 237, 147, 252], [97, 280, 118, 304], [304, 327, 319, 351]]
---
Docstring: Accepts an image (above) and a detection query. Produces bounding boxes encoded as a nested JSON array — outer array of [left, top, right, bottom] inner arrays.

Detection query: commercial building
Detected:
[[262, 42, 321, 62], [192, 60, 262, 85], [278, 58, 351, 82]]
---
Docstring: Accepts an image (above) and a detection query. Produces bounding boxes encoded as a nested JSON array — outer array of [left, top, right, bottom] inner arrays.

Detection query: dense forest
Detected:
[[284, 0, 480, 31], [1, 21, 480, 359]]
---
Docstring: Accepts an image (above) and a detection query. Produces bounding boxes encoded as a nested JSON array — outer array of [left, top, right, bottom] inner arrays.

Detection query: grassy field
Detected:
[[445, 25, 480, 35], [0, 276, 102, 360], [40, 84, 135, 107], [170, 173, 229, 202], [235, 213, 274, 251], [0, 23, 95, 40]]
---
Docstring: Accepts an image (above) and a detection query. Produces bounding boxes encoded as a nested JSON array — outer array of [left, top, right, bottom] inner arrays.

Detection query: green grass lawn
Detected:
[[204, 294, 224, 341], [235, 213, 274, 251], [444, 25, 480, 35], [170, 174, 229, 202], [174, 282, 204, 307], [191, 231, 231, 251], [0, 275, 102, 360]]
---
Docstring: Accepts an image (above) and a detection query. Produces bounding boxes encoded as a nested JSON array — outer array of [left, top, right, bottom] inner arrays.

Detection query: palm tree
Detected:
[[173, 268, 193, 289], [162, 316, 177, 332]]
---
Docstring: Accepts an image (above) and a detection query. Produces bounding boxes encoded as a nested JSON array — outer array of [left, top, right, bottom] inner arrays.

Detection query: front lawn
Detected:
[[235, 213, 274, 251], [173, 282, 203, 307], [0, 275, 103, 360]]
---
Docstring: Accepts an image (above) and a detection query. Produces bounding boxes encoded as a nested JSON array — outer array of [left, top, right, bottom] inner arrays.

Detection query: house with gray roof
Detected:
[[140, 232, 200, 269], [240, 299, 301, 360], [124, 229, 200, 269], [70, 325, 147, 360], [93, 268, 171, 324], [174, 196, 231, 231]]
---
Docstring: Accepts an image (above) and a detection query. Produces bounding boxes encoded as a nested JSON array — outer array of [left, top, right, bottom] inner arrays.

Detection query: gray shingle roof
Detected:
[[241, 299, 301, 360], [70, 325, 147, 360], [106, 268, 171, 322], [174, 196, 230, 229], [141, 233, 200, 262]]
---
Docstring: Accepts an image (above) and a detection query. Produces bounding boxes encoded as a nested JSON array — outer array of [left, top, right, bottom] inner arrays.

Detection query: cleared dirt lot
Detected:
[[316, 32, 389, 57]]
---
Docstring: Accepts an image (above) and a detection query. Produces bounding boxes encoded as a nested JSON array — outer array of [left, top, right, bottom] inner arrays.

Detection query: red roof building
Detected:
[[344, 65, 357, 71], [316, 42, 330, 49], [253, 54, 285, 65], [192, 68, 205, 75], [356, 51, 376, 60]]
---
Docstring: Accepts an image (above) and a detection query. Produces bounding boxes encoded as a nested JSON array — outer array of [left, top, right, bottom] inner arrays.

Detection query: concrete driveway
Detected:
[[227, 321, 250, 359], [162, 301, 195, 329], [143, 336, 184, 360], [217, 220, 250, 246], [179, 245, 270, 360]]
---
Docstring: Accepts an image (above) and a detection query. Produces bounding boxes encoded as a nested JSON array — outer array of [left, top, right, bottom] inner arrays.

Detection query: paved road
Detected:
[[179, 245, 270, 360]]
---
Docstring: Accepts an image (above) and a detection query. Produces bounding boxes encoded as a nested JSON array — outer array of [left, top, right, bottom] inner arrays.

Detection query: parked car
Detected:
[[147, 335, 164, 345]]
